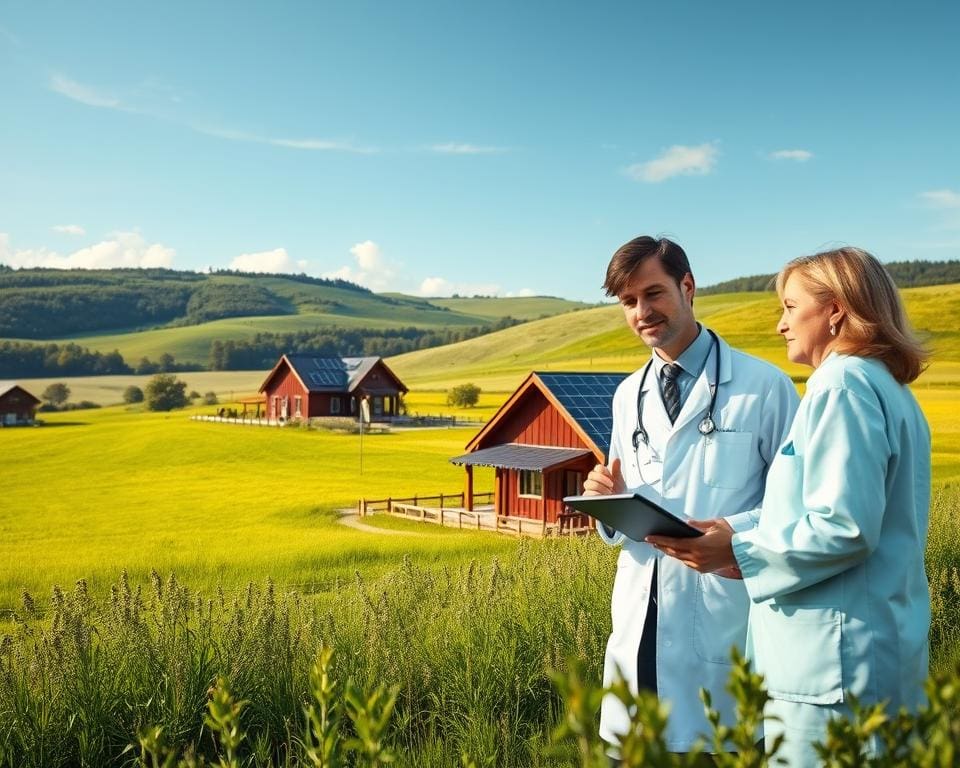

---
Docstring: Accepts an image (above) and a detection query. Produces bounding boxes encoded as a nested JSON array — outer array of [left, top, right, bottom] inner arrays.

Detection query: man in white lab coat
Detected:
[[584, 236, 798, 754]]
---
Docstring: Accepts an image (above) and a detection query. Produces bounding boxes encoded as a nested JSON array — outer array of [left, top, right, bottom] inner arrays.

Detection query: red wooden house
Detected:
[[258, 355, 407, 422], [450, 372, 626, 526], [0, 382, 41, 426]]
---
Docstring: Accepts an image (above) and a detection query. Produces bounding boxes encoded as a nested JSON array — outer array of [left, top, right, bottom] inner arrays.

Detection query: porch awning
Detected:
[[449, 444, 593, 471]]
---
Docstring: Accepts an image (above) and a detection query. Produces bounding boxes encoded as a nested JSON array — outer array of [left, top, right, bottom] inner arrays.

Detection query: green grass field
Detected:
[[0, 405, 505, 613], [7, 283, 959, 606]]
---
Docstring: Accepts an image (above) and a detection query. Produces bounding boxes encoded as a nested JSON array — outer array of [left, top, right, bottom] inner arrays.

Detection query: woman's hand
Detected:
[[646, 518, 741, 578]]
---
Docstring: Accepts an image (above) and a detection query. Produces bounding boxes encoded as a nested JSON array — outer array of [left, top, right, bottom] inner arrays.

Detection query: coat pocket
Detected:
[[702, 431, 754, 490], [752, 603, 844, 705], [693, 573, 749, 664]]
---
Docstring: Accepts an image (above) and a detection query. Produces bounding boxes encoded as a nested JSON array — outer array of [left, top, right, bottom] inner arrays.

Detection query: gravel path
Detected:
[[336, 510, 424, 536]]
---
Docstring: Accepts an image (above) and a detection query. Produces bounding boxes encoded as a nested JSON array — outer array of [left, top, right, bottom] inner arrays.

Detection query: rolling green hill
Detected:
[[389, 284, 960, 391], [421, 295, 595, 320], [0, 269, 598, 371]]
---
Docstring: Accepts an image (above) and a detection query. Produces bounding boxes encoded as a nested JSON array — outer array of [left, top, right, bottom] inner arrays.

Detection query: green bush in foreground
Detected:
[[1, 537, 958, 766], [131, 648, 960, 768]]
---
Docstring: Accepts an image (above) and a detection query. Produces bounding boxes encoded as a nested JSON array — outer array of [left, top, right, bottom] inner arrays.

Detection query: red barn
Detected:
[[450, 372, 626, 525], [258, 355, 407, 422], [0, 382, 41, 427]]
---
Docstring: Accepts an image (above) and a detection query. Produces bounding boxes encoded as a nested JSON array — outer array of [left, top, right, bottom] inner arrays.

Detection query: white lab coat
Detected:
[[599, 332, 798, 750]]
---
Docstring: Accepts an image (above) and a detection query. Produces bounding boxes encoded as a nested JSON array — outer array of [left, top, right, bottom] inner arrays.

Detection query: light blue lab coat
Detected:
[[599, 332, 798, 749], [732, 353, 932, 766]]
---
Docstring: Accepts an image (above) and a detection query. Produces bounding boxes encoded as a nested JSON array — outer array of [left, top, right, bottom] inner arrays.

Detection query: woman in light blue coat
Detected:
[[648, 247, 932, 766]]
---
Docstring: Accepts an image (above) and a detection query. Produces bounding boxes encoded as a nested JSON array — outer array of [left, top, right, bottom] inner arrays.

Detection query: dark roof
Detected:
[[0, 382, 41, 403], [263, 355, 404, 394], [535, 373, 627, 457], [450, 444, 593, 470]]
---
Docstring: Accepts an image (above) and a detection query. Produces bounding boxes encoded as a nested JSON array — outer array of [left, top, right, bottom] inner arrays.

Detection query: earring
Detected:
[[829, 324, 837, 336]]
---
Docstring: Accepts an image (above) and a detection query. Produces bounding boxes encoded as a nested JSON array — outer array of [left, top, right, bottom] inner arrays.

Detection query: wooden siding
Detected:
[[499, 458, 594, 522], [477, 388, 591, 452], [265, 366, 309, 420]]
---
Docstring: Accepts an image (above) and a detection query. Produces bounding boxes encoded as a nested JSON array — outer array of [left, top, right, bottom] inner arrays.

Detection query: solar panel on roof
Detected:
[[308, 370, 343, 386], [537, 372, 627, 457]]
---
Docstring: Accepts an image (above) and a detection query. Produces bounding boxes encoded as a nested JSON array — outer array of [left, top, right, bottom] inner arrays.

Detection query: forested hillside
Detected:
[[0, 267, 370, 338], [701, 259, 960, 295]]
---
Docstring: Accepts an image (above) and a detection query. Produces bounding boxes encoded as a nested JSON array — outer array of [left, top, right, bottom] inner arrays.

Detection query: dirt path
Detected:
[[336, 510, 424, 536]]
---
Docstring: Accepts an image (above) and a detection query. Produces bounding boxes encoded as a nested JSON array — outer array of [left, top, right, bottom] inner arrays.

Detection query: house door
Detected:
[[280, 396, 289, 421]]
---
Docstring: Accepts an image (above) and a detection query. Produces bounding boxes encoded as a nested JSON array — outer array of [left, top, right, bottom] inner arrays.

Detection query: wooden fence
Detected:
[[356, 492, 590, 538], [357, 491, 494, 517]]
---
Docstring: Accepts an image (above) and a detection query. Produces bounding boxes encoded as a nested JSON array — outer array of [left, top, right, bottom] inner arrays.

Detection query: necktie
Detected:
[[661, 363, 682, 424]]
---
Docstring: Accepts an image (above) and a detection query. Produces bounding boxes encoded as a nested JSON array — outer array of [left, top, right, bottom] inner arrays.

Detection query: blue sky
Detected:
[[1, 0, 957, 301]]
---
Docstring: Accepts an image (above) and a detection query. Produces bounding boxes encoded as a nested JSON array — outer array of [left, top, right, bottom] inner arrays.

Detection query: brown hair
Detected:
[[603, 236, 692, 297], [776, 247, 928, 383]]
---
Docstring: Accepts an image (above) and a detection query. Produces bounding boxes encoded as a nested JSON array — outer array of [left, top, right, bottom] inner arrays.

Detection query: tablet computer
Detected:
[[562, 493, 704, 541]]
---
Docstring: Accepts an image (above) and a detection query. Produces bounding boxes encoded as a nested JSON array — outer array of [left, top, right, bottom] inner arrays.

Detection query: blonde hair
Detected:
[[776, 247, 928, 383]]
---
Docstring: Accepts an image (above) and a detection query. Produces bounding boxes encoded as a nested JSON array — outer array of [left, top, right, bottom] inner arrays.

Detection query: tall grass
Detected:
[[927, 487, 960, 672], [3, 487, 959, 768], [0, 538, 614, 766]]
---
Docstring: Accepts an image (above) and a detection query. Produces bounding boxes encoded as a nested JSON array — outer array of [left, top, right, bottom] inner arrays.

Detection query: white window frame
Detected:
[[294, 395, 302, 418]]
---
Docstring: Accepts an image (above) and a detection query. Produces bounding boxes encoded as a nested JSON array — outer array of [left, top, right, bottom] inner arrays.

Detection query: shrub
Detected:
[[202, 391, 219, 405], [144, 373, 189, 411], [123, 385, 144, 404], [447, 383, 481, 408], [41, 382, 70, 408], [61, 400, 101, 410]]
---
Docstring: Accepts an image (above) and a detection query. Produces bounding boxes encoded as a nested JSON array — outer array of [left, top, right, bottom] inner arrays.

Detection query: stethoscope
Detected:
[[632, 328, 721, 450]]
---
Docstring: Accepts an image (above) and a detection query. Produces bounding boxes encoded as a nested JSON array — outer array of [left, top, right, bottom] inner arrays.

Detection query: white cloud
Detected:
[[229, 248, 296, 273], [919, 189, 960, 231], [194, 125, 379, 154], [268, 137, 378, 154], [49, 74, 122, 109], [506, 288, 537, 298], [920, 189, 960, 209], [419, 276, 454, 295], [625, 142, 719, 183], [322, 241, 399, 291], [0, 231, 175, 269], [769, 149, 814, 162], [48, 73, 379, 154], [52, 224, 86, 235], [430, 142, 510, 155]]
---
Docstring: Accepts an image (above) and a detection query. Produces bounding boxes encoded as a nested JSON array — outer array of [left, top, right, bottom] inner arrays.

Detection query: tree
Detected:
[[447, 383, 481, 408], [203, 391, 219, 405], [144, 374, 189, 412], [41, 382, 70, 408], [123, 385, 144, 404]]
